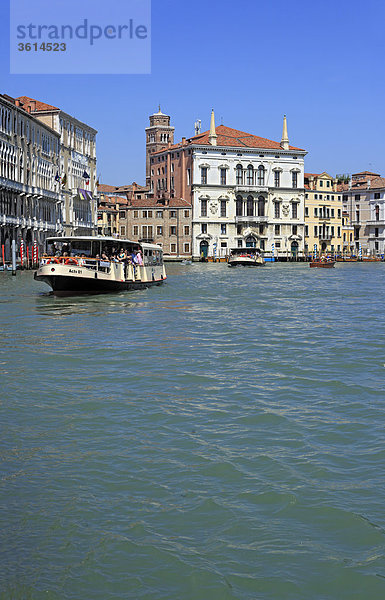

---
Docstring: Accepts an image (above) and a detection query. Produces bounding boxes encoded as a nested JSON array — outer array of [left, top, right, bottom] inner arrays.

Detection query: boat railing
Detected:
[[39, 256, 112, 273]]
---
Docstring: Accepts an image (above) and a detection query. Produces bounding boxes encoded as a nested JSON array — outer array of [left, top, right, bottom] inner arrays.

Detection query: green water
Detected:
[[1, 263, 385, 599]]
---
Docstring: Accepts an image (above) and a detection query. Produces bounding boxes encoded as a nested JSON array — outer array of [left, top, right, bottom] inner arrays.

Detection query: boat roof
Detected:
[[46, 236, 163, 251], [230, 247, 261, 252]]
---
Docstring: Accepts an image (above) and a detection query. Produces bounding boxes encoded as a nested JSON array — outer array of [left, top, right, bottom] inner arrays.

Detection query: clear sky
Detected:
[[1, 0, 385, 185]]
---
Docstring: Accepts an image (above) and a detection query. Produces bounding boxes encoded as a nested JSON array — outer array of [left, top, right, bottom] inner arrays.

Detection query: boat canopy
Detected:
[[45, 236, 163, 258]]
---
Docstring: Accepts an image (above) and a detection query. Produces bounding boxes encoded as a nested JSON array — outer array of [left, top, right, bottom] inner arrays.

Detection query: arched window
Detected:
[[236, 164, 243, 185], [247, 195, 254, 217], [247, 165, 254, 186], [236, 195, 243, 216], [258, 166, 265, 186], [258, 196, 265, 216]]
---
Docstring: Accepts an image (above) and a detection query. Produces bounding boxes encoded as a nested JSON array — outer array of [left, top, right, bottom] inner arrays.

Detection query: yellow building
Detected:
[[304, 172, 343, 258], [341, 209, 355, 256]]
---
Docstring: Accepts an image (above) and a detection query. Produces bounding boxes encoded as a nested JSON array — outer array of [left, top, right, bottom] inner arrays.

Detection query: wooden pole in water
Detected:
[[11, 239, 16, 276], [1, 244, 4, 267], [26, 246, 30, 269]]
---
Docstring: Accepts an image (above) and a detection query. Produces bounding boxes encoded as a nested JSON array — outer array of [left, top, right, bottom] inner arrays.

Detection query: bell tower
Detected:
[[145, 106, 175, 186]]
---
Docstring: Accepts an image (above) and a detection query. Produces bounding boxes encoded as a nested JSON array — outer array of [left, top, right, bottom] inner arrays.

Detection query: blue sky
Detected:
[[1, 0, 385, 185]]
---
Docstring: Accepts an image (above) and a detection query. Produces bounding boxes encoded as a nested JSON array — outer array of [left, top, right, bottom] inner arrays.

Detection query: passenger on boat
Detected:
[[136, 250, 143, 266], [101, 251, 109, 261], [118, 248, 127, 262]]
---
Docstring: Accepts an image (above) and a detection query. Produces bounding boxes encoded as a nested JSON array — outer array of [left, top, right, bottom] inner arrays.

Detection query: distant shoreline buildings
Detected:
[[1, 93, 384, 263], [0, 93, 97, 262]]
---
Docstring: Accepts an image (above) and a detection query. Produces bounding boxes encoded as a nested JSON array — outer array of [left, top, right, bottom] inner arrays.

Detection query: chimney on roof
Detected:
[[15, 99, 20, 107], [209, 109, 217, 146], [280, 114, 289, 150], [182, 137, 186, 146], [367, 179, 371, 189], [26, 105, 31, 113], [30, 100, 36, 111]]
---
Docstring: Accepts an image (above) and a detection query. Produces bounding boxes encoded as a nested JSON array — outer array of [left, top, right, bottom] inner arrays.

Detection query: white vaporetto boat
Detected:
[[228, 247, 265, 267], [34, 236, 167, 295]]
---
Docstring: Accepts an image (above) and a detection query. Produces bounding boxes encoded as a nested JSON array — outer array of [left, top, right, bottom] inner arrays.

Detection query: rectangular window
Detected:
[[327, 180, 330, 187], [221, 224, 227, 235], [374, 192, 380, 199], [314, 207, 318, 217], [187, 168, 191, 186], [305, 206, 309, 217], [142, 210, 147, 218], [184, 243, 190, 253], [220, 200, 227, 217], [331, 208, 334, 217], [119, 211, 126, 218], [184, 226, 189, 235], [220, 168, 227, 185], [170, 210, 177, 218], [274, 171, 280, 187], [375, 228, 379, 237], [338, 209, 341, 218], [314, 225, 318, 236], [275, 224, 280, 235], [133, 210, 138, 218], [170, 226, 177, 235], [337, 227, 341, 237], [157, 226, 163, 235], [133, 225, 139, 236], [292, 172, 298, 188], [156, 211, 163, 218], [184, 210, 189, 218], [201, 223, 207, 234], [201, 199, 207, 217], [292, 225, 297, 235], [292, 203, 298, 219], [355, 194, 360, 201], [319, 180, 323, 187], [148, 211, 153, 218], [120, 226, 126, 236], [305, 225, 308, 236], [201, 167, 207, 184], [274, 202, 280, 219], [170, 243, 176, 253], [331, 226, 334, 236]]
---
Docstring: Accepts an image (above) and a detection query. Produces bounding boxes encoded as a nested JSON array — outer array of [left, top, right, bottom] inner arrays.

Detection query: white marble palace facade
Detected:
[[191, 112, 307, 260]]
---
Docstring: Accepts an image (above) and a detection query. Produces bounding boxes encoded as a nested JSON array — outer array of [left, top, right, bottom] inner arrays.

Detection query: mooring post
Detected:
[[11, 239, 17, 276]]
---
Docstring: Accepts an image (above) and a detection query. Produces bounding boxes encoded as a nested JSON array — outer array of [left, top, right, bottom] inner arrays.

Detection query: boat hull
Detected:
[[34, 273, 165, 295], [309, 262, 335, 268], [228, 257, 265, 267]]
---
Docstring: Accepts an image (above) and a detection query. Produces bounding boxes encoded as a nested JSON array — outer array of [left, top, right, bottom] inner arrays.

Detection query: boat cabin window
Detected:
[[143, 248, 162, 265]]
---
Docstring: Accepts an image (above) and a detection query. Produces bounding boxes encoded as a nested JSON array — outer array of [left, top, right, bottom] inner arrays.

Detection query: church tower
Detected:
[[145, 106, 175, 186]]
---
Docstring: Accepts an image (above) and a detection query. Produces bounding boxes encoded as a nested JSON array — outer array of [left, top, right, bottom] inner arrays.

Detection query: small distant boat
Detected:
[[0, 264, 16, 271], [228, 247, 265, 267], [181, 259, 193, 265], [309, 260, 335, 268]]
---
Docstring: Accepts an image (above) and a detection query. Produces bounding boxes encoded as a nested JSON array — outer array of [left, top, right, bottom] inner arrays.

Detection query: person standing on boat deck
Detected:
[[136, 250, 143, 266]]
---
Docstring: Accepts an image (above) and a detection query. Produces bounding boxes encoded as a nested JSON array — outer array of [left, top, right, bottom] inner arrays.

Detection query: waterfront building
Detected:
[[150, 110, 307, 260], [342, 209, 355, 256], [0, 93, 62, 261], [304, 172, 343, 257], [145, 106, 175, 186], [17, 96, 98, 236], [339, 171, 385, 256], [121, 192, 192, 259], [97, 194, 128, 237]]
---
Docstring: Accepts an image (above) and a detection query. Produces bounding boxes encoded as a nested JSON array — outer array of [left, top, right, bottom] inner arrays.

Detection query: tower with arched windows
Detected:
[[145, 107, 175, 186]]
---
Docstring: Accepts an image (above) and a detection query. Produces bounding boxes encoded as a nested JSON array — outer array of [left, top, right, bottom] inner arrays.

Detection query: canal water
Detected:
[[1, 262, 385, 599]]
